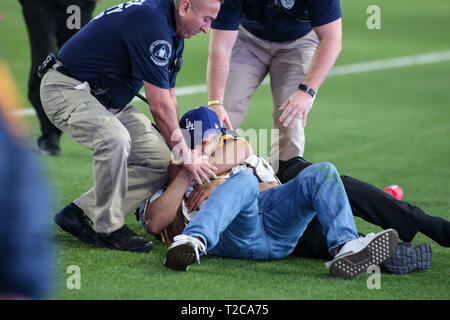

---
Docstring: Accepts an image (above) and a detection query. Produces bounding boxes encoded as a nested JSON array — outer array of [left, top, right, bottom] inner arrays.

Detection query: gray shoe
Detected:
[[381, 243, 432, 274], [327, 229, 399, 279]]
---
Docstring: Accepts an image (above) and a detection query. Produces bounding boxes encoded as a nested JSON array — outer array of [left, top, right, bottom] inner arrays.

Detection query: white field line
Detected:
[[12, 50, 450, 116]]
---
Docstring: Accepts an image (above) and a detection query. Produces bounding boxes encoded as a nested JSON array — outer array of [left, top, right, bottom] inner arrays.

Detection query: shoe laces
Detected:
[[355, 232, 376, 247], [173, 234, 206, 264], [325, 233, 376, 268]]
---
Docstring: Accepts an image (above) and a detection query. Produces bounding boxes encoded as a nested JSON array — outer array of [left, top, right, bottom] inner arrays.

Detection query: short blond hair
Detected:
[[174, 0, 224, 7]]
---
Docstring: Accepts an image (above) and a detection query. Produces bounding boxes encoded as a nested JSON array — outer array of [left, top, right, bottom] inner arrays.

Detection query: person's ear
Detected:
[[178, 0, 192, 17]]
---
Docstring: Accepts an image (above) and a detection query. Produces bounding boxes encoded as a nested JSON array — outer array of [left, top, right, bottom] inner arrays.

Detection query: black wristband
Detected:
[[298, 84, 316, 98]]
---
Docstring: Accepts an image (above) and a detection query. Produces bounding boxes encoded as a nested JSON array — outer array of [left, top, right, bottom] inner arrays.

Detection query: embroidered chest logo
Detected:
[[280, 0, 295, 10], [149, 40, 172, 66]]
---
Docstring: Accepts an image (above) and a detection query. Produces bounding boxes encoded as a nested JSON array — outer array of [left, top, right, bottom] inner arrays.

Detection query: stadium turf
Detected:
[[0, 0, 448, 300]]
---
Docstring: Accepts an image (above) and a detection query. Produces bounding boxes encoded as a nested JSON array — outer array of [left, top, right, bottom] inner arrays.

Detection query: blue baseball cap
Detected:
[[179, 106, 222, 149]]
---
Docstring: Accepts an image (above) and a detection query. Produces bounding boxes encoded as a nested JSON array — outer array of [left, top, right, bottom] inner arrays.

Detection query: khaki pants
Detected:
[[40, 68, 171, 233], [224, 26, 320, 162]]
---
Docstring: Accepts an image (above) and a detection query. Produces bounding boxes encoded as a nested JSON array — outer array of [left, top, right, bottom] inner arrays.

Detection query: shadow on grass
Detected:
[[123, 249, 333, 281]]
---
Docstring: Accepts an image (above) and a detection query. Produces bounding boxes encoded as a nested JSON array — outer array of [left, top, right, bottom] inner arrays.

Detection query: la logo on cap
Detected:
[[185, 118, 194, 131]]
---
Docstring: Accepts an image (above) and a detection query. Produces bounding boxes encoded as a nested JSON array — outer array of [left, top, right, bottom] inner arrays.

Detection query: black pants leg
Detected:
[[53, 0, 96, 48], [341, 175, 419, 241], [341, 175, 450, 247], [21, 0, 60, 138], [291, 174, 450, 259], [20, 0, 95, 138], [277, 158, 450, 259]]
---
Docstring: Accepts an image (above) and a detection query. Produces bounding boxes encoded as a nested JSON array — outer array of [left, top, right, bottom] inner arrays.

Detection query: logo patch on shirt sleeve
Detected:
[[149, 40, 172, 67], [281, 0, 295, 10]]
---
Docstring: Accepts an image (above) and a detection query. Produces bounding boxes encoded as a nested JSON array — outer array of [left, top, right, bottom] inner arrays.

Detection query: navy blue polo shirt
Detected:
[[211, 0, 341, 42], [57, 0, 184, 109]]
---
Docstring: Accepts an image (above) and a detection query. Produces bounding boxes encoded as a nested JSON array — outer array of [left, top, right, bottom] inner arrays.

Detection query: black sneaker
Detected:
[[164, 235, 206, 271], [381, 243, 432, 274], [54, 203, 97, 244], [96, 225, 153, 253], [37, 133, 62, 156]]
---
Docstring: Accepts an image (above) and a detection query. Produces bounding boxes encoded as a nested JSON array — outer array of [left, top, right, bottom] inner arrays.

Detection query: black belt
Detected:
[[55, 64, 74, 79], [37, 52, 75, 80], [55, 63, 110, 107], [53, 63, 111, 107], [39, 53, 150, 110]]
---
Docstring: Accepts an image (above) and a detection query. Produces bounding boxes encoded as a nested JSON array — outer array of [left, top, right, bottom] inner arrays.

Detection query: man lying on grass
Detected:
[[139, 106, 399, 279], [139, 107, 449, 275]]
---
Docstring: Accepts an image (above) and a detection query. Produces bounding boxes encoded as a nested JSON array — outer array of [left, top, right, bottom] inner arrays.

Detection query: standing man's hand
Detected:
[[144, 81, 217, 186], [209, 104, 232, 129], [181, 149, 217, 185], [279, 89, 314, 128], [279, 18, 342, 129]]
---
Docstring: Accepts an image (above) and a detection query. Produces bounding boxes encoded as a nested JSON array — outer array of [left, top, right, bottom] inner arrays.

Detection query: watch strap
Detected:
[[298, 84, 316, 98]]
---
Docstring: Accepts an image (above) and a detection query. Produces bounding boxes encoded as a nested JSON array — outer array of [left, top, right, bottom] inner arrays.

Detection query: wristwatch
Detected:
[[298, 84, 316, 98]]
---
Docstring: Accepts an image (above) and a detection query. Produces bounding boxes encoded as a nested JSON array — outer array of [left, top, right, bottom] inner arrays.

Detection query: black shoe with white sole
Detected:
[[165, 235, 206, 271], [327, 229, 399, 279]]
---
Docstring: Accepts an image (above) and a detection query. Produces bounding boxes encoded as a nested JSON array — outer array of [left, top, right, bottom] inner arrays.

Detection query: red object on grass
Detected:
[[384, 185, 404, 200]]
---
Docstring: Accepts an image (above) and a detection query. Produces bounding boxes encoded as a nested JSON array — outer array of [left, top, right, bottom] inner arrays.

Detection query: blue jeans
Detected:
[[182, 162, 359, 259]]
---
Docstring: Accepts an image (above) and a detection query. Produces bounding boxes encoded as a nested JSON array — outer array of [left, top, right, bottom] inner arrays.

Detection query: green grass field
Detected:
[[0, 0, 449, 300]]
